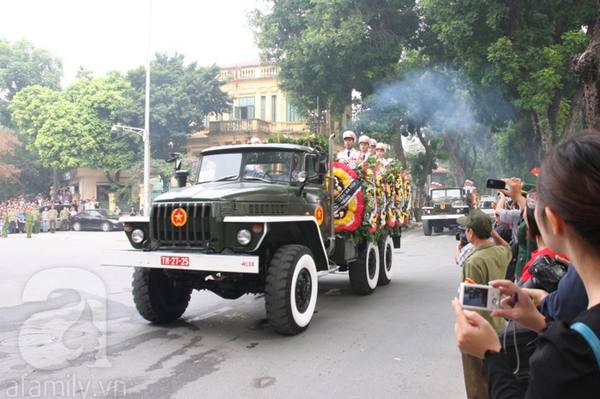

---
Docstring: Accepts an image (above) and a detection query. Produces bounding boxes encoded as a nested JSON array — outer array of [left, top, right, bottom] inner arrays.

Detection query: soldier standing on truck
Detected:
[[337, 130, 360, 169], [358, 135, 371, 162]]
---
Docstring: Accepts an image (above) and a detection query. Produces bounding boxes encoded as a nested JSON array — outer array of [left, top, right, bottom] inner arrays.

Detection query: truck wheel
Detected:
[[349, 241, 380, 295], [423, 220, 432, 236], [132, 268, 192, 323], [377, 235, 394, 286], [434, 225, 443, 233], [265, 245, 318, 335]]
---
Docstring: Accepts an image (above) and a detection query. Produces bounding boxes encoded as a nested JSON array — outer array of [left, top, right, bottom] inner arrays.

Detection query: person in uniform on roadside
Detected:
[[60, 206, 70, 231], [337, 130, 360, 169], [25, 206, 34, 238], [48, 204, 58, 233], [8, 207, 17, 234], [32, 206, 40, 234], [1, 208, 8, 238], [358, 135, 371, 162]]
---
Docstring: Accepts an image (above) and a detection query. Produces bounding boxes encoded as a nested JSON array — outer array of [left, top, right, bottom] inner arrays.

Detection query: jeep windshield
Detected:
[[431, 189, 462, 199], [196, 151, 302, 183]]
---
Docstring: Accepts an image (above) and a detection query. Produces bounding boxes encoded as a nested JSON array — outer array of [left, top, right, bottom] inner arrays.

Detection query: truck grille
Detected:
[[247, 203, 288, 215], [434, 204, 452, 214], [151, 203, 211, 247]]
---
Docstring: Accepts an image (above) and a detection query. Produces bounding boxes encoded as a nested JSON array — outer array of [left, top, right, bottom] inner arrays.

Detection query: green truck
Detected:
[[102, 135, 406, 335], [420, 187, 470, 235]]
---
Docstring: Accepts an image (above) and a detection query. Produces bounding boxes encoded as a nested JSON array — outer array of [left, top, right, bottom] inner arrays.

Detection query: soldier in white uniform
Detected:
[[337, 130, 360, 169], [358, 135, 371, 162]]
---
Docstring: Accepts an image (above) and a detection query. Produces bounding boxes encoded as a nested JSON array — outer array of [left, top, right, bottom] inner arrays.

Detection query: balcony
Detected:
[[208, 119, 313, 135]]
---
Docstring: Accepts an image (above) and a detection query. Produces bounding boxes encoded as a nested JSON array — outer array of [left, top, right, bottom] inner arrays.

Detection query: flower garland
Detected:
[[331, 162, 364, 233]]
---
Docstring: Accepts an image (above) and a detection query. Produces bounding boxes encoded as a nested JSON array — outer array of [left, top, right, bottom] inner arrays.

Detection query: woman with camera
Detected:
[[453, 132, 600, 398]]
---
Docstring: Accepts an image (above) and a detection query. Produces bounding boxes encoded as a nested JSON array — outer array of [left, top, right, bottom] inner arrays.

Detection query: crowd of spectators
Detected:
[[0, 192, 105, 236]]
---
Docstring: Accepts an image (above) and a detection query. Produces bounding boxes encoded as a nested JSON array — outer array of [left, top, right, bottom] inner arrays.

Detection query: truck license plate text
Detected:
[[160, 256, 190, 266]]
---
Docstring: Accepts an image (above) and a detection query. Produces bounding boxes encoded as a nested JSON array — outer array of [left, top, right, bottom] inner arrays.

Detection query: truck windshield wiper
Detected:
[[213, 174, 238, 182], [244, 176, 274, 183]]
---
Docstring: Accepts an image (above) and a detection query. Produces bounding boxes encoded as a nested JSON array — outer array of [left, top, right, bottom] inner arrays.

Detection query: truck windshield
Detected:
[[197, 153, 242, 182], [431, 189, 462, 199], [243, 151, 301, 182]]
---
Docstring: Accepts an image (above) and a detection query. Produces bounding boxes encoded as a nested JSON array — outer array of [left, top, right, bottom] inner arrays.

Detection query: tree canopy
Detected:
[[250, 0, 421, 116], [125, 53, 232, 160], [0, 38, 63, 126]]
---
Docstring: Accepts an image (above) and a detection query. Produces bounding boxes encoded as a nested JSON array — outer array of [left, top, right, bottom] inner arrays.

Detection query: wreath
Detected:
[[331, 162, 364, 233]]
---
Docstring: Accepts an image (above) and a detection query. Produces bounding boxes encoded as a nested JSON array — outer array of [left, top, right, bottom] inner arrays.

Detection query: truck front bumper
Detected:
[[101, 250, 259, 274], [420, 214, 461, 221]]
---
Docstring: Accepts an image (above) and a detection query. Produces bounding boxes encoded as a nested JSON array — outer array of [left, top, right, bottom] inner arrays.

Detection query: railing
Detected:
[[208, 119, 333, 138], [218, 66, 281, 83]]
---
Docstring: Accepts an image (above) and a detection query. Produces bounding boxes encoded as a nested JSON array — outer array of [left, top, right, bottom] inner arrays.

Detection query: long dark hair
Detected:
[[537, 132, 600, 254]]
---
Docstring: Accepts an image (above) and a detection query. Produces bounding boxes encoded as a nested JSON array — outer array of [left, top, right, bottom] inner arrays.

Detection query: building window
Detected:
[[286, 101, 301, 122], [234, 96, 255, 120], [271, 95, 277, 122], [261, 96, 266, 120]]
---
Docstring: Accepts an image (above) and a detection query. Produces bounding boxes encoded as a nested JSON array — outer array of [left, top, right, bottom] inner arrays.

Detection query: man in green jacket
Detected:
[[25, 207, 34, 238], [1, 209, 8, 238], [60, 207, 70, 231], [48, 205, 58, 233]]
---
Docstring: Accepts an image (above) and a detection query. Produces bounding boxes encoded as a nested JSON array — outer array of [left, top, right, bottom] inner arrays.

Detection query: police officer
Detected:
[[337, 130, 360, 168], [25, 206, 34, 238], [60, 206, 70, 231]]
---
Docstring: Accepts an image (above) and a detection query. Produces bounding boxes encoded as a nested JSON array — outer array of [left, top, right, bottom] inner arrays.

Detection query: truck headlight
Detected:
[[456, 208, 462, 214], [236, 229, 252, 246], [131, 229, 145, 244], [426, 209, 431, 214]]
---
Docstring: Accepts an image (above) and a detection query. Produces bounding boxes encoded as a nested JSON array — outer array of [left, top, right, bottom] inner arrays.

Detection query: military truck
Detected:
[[420, 187, 470, 235], [102, 135, 407, 335]]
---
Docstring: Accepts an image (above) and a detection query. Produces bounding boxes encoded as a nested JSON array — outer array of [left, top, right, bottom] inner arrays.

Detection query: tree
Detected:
[[572, 1, 600, 131], [0, 128, 21, 183], [125, 53, 231, 160], [250, 0, 421, 116], [0, 38, 63, 125], [421, 0, 596, 162], [9, 73, 137, 184]]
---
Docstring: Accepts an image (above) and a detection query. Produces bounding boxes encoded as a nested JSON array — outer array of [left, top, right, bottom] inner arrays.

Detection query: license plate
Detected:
[[160, 256, 190, 266], [438, 215, 447, 219]]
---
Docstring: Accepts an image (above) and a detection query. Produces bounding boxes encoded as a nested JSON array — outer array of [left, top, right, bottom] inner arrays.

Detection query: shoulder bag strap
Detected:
[[571, 322, 600, 368]]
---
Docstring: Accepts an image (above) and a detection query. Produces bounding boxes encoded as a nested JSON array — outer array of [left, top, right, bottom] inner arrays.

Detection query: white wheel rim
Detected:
[[290, 254, 318, 328], [366, 242, 380, 289], [382, 236, 394, 281]]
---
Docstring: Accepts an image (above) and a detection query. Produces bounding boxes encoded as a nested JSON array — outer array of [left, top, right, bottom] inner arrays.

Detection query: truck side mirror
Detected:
[[175, 170, 189, 188]]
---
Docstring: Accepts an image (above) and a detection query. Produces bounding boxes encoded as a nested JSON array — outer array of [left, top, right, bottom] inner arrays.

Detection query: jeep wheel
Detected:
[[265, 245, 318, 335], [349, 241, 380, 295], [377, 235, 394, 286], [132, 268, 192, 323], [423, 220, 432, 236], [434, 225, 443, 233]]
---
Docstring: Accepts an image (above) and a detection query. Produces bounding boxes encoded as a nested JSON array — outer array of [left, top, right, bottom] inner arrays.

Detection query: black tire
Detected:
[[132, 268, 192, 323], [349, 241, 380, 295], [377, 235, 394, 286], [434, 225, 443, 233], [101, 222, 111, 232], [423, 220, 432, 236], [265, 244, 318, 335], [72, 222, 81, 231]]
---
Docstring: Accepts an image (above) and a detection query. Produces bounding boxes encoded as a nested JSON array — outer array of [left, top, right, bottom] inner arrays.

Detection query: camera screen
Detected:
[[462, 286, 489, 308]]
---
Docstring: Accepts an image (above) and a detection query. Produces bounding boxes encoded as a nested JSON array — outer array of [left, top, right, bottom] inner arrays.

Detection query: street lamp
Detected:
[[112, 124, 151, 216]]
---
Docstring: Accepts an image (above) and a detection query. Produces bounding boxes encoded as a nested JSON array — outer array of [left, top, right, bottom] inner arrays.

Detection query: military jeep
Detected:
[[421, 187, 469, 235]]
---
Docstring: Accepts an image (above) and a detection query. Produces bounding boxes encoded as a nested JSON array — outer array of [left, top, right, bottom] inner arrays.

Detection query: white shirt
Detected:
[[337, 148, 360, 169]]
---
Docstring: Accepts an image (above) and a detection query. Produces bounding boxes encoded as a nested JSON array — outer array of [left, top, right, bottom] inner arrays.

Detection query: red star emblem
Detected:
[[171, 208, 188, 227]]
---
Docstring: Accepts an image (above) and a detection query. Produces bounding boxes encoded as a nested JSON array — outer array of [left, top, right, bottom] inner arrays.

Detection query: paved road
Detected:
[[0, 228, 467, 399]]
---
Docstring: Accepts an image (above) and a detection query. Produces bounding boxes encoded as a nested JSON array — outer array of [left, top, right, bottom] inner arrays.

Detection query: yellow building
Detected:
[[187, 60, 350, 156]]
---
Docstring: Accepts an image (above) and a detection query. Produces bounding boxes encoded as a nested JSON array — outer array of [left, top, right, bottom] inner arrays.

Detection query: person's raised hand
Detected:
[[453, 298, 502, 359], [489, 280, 547, 332]]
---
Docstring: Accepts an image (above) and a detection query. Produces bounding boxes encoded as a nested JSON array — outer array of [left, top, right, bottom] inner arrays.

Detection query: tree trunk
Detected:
[[441, 130, 466, 187], [572, 4, 600, 131], [563, 82, 584, 139], [393, 134, 407, 170]]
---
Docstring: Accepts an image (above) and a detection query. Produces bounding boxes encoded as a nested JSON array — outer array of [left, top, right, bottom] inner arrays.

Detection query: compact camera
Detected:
[[458, 283, 501, 311], [455, 226, 468, 246], [486, 179, 508, 190]]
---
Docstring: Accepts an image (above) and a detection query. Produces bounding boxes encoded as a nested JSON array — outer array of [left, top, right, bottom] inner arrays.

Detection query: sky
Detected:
[[0, 0, 262, 86]]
